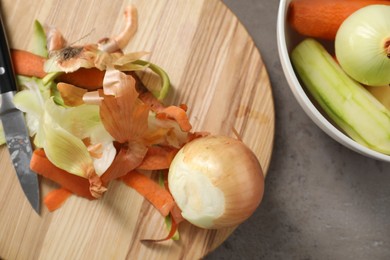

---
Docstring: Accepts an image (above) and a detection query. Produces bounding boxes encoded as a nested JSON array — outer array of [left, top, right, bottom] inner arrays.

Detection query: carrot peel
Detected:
[[137, 146, 179, 170], [11, 49, 47, 78], [121, 170, 175, 217], [156, 106, 192, 132], [44, 188, 73, 212], [30, 149, 96, 200]]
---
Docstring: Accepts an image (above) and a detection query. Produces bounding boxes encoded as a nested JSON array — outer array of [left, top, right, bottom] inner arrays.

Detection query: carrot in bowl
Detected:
[[288, 0, 390, 40]]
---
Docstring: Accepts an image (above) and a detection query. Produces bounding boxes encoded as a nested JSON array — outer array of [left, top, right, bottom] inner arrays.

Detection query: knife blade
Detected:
[[0, 13, 40, 213]]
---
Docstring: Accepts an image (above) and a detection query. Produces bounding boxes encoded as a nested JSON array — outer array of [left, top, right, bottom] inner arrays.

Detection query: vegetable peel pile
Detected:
[[0, 5, 201, 241], [1, 4, 265, 241]]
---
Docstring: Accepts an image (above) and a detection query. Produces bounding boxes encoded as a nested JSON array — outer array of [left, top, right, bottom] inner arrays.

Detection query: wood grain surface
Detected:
[[0, 0, 274, 259]]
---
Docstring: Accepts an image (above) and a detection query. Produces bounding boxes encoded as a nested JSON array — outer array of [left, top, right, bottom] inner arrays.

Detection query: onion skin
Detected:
[[168, 135, 264, 229], [335, 5, 390, 87]]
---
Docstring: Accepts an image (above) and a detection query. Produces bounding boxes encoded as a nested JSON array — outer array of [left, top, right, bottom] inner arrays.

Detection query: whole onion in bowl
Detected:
[[335, 5, 390, 87]]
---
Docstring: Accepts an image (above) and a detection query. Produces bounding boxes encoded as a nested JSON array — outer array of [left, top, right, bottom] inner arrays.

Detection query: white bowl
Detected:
[[276, 0, 390, 162]]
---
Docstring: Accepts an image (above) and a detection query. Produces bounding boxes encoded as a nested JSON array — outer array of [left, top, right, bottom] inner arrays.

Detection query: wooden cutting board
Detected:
[[0, 0, 275, 259]]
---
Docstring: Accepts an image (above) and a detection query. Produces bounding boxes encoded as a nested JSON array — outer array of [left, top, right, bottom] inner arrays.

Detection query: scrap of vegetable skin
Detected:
[[30, 149, 97, 201], [44, 188, 73, 212], [121, 170, 182, 242], [132, 59, 171, 101], [30, 20, 48, 57], [159, 171, 180, 241]]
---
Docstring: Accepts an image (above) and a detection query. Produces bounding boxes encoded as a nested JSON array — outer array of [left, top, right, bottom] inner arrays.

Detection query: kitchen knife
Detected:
[[0, 12, 40, 213]]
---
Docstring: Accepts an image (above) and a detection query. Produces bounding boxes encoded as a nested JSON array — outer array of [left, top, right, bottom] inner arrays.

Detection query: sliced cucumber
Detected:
[[291, 38, 390, 154]]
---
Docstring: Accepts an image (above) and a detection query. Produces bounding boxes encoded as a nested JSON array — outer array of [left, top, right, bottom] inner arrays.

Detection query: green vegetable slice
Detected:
[[30, 20, 48, 58], [133, 60, 170, 101], [291, 38, 390, 154], [158, 172, 180, 241]]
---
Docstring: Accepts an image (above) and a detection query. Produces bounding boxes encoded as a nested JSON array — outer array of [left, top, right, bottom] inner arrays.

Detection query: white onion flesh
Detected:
[[168, 135, 264, 229], [335, 5, 390, 87]]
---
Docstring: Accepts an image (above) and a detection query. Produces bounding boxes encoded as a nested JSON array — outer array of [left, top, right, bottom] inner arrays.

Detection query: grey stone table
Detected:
[[207, 1, 390, 259]]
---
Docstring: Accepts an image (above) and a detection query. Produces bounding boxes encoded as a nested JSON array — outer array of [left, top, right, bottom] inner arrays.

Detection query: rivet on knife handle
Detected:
[[0, 12, 17, 94]]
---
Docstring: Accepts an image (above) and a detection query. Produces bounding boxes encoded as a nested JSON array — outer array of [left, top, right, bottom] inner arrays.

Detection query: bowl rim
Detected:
[[276, 0, 390, 162]]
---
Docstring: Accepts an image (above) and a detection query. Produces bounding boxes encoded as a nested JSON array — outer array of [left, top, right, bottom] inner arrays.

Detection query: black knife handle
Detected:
[[0, 12, 17, 94]]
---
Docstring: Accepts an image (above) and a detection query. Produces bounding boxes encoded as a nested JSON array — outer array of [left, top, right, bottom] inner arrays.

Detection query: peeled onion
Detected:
[[335, 5, 390, 87], [168, 135, 264, 229]]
